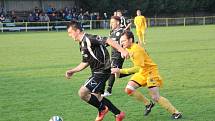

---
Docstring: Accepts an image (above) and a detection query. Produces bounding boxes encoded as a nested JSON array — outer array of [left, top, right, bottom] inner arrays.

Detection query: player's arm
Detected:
[[124, 18, 132, 30], [92, 35, 129, 58], [106, 38, 129, 59], [120, 66, 140, 74], [65, 62, 89, 79], [111, 66, 140, 75], [111, 66, 140, 78], [124, 22, 132, 30]]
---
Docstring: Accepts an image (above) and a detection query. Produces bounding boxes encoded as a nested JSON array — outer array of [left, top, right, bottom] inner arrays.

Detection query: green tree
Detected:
[[77, 0, 215, 17]]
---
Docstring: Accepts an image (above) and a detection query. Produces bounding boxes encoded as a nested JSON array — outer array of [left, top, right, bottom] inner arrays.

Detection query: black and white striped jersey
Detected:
[[120, 16, 131, 29], [109, 28, 124, 59], [79, 33, 111, 73]]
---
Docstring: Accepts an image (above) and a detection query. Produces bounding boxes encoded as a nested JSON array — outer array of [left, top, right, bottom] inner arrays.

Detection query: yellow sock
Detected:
[[131, 91, 150, 105], [157, 96, 179, 114]]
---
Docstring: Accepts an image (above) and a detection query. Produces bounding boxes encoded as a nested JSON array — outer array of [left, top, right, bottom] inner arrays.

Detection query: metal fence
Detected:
[[1, 16, 215, 32], [147, 16, 215, 27]]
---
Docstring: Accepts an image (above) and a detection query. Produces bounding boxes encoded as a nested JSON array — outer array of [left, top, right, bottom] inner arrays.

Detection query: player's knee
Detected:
[[78, 89, 84, 99], [151, 95, 160, 102], [78, 88, 88, 100], [124, 85, 136, 95], [124, 88, 133, 95]]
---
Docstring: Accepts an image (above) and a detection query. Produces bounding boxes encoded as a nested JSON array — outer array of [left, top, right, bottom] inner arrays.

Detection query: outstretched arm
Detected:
[[111, 66, 140, 75], [106, 38, 129, 59], [124, 23, 132, 30], [65, 62, 89, 79], [111, 66, 140, 79]]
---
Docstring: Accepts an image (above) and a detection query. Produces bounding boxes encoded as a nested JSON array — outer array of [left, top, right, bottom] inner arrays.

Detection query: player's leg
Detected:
[[103, 59, 117, 96], [104, 58, 124, 96], [79, 85, 109, 121], [126, 73, 155, 116], [125, 81, 150, 104], [103, 74, 115, 96], [101, 74, 125, 120], [100, 97, 125, 121], [102, 73, 132, 97], [126, 73, 150, 105], [125, 80, 154, 116], [79, 75, 109, 121], [95, 74, 125, 121], [136, 29, 143, 46], [147, 70, 182, 119], [148, 86, 182, 119], [79, 76, 106, 112], [142, 30, 146, 45]]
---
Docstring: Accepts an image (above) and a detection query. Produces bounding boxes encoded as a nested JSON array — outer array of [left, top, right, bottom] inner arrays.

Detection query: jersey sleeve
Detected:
[[80, 42, 89, 63], [82, 55, 88, 63], [120, 66, 140, 74], [89, 35, 108, 46]]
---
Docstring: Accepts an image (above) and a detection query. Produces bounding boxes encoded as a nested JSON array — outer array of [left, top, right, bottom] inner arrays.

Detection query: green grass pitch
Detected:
[[0, 25, 215, 121]]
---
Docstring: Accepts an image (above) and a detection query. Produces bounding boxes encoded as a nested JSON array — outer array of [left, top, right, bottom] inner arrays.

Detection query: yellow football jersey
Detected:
[[134, 15, 147, 29], [120, 43, 163, 87], [127, 43, 156, 67]]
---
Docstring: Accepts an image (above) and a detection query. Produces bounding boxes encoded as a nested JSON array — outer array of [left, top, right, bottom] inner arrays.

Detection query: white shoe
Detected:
[[101, 91, 112, 97]]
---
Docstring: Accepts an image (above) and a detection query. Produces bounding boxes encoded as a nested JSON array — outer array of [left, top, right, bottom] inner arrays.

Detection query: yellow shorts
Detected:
[[130, 71, 163, 88], [136, 30, 145, 36], [136, 28, 145, 34]]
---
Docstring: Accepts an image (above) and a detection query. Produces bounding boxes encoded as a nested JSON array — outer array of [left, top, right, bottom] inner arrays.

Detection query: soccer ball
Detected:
[[49, 116, 63, 121]]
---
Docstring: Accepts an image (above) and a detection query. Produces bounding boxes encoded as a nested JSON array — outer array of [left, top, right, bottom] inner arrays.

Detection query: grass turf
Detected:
[[0, 25, 215, 121]]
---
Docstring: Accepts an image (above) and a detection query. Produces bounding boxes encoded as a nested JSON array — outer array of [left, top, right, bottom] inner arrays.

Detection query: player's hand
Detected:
[[65, 70, 74, 79], [111, 68, 120, 74], [121, 50, 129, 59], [111, 68, 120, 78]]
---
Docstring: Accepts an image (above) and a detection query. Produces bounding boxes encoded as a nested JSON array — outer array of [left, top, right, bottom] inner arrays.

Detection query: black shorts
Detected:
[[84, 73, 110, 94]]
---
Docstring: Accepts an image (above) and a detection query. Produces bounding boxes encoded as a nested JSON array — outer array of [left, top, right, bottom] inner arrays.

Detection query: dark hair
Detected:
[[111, 16, 121, 22], [67, 20, 83, 31], [116, 10, 122, 13], [122, 30, 135, 43]]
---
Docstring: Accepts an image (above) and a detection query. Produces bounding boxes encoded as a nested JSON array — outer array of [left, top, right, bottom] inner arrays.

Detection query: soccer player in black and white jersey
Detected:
[[116, 10, 131, 30], [65, 20, 129, 121], [102, 16, 125, 97]]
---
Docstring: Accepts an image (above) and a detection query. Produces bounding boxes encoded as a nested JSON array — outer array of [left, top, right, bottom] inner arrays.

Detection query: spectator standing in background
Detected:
[[103, 12, 108, 29], [34, 13, 40, 22], [28, 13, 35, 22], [11, 11, 18, 22], [66, 13, 72, 21], [44, 14, 50, 22], [96, 13, 101, 28], [49, 13, 57, 21], [0, 14, 5, 22], [0, 8, 5, 16], [47, 5, 53, 14]]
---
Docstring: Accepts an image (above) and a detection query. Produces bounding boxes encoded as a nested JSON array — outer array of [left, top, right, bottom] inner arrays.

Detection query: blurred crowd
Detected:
[[0, 6, 109, 23]]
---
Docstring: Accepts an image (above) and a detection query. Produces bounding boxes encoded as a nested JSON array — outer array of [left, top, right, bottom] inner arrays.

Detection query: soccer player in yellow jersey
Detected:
[[112, 31, 182, 119], [134, 9, 147, 46]]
